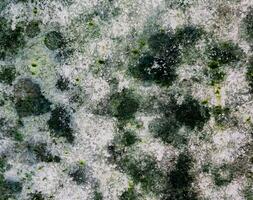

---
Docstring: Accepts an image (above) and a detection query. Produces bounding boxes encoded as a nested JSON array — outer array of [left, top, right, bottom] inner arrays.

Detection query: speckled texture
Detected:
[[1, 0, 253, 199]]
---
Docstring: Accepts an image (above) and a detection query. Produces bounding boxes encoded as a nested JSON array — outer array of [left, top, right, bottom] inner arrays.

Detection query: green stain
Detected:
[[44, 31, 65, 50], [0, 65, 16, 84], [206, 40, 243, 65], [174, 96, 210, 130], [175, 25, 204, 46], [26, 20, 41, 38], [47, 106, 74, 143], [212, 165, 234, 187], [28, 143, 61, 163], [109, 89, 140, 123], [0, 18, 26, 59], [243, 7, 253, 41], [14, 78, 51, 117]]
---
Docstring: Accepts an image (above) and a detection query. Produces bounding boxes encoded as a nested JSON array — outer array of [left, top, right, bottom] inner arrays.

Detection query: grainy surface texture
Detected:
[[0, 0, 253, 199]]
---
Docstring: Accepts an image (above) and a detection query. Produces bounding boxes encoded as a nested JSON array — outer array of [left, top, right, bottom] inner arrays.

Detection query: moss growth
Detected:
[[212, 105, 230, 125], [109, 89, 140, 122], [0, 157, 22, 199], [149, 117, 185, 147], [0, 17, 25, 59], [244, 7, 253, 41], [119, 187, 140, 200], [44, 31, 65, 50], [94, 188, 103, 200], [14, 78, 51, 117], [56, 76, 69, 91], [212, 165, 234, 187], [69, 164, 86, 185], [174, 97, 210, 130], [164, 153, 197, 200], [118, 155, 164, 193], [119, 130, 139, 147], [29, 192, 44, 200], [246, 57, 253, 92], [207, 41, 243, 65], [130, 54, 178, 86], [28, 143, 61, 163], [175, 25, 204, 46], [26, 20, 41, 38], [0, 65, 16, 84], [47, 106, 74, 143]]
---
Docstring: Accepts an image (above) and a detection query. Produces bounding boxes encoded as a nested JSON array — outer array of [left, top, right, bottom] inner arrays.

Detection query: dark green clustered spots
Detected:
[[44, 31, 65, 50], [8, 129, 24, 142], [108, 147, 197, 199], [212, 105, 230, 126], [246, 57, 253, 92], [28, 143, 61, 163], [163, 153, 197, 200], [47, 106, 74, 143], [94, 187, 103, 200], [130, 25, 204, 86], [68, 164, 87, 185], [117, 155, 165, 193], [207, 41, 243, 65], [175, 25, 204, 46], [174, 97, 210, 129], [0, 157, 23, 199], [149, 117, 185, 147], [149, 96, 210, 147], [0, 17, 25, 59], [56, 76, 69, 91], [29, 192, 45, 200], [212, 165, 234, 187], [119, 130, 139, 147], [26, 20, 41, 38], [14, 78, 51, 117], [205, 40, 243, 84], [0, 65, 16, 84], [243, 7, 253, 41], [119, 187, 141, 200], [109, 89, 140, 123]]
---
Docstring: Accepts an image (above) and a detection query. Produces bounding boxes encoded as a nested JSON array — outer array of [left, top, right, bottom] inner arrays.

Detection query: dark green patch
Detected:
[[0, 65, 16, 84], [44, 31, 65, 50], [164, 153, 197, 200], [246, 57, 253, 92], [148, 32, 180, 60], [118, 155, 165, 193], [47, 106, 74, 143], [243, 7, 253, 41], [207, 41, 243, 65], [172, 97, 210, 129], [28, 143, 61, 163], [174, 97, 210, 130], [109, 89, 140, 122], [69, 164, 86, 185], [149, 117, 185, 147], [94, 188, 103, 200], [14, 78, 51, 117], [130, 54, 178, 86], [29, 192, 44, 200], [212, 105, 230, 125], [119, 130, 139, 147], [209, 68, 226, 85], [26, 20, 41, 38], [175, 25, 203, 46], [56, 76, 69, 91], [0, 157, 22, 199], [119, 187, 140, 200], [8, 129, 24, 142], [0, 17, 25, 59], [212, 165, 234, 187]]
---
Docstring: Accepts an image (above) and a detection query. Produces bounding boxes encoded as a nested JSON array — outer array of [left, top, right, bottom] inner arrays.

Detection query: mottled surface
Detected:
[[0, 0, 253, 199]]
